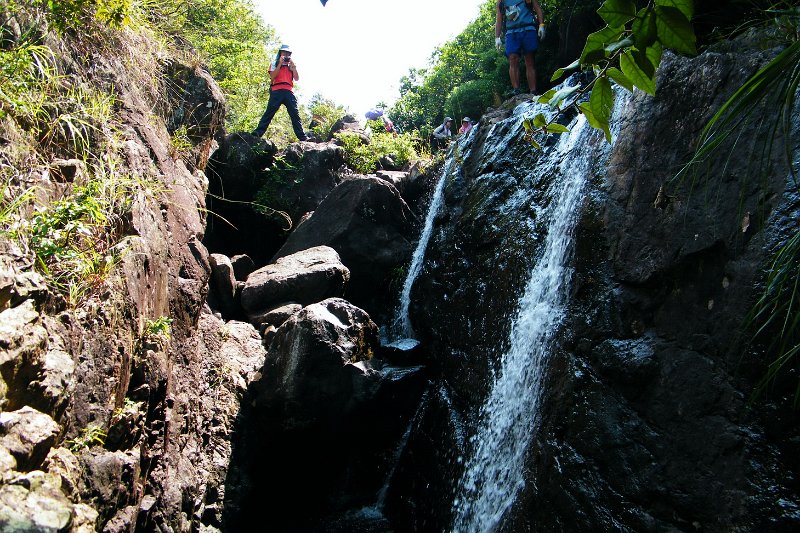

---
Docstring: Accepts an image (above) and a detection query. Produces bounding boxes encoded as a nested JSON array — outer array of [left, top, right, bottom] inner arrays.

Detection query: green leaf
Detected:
[[633, 47, 656, 77], [647, 41, 664, 71], [654, 5, 697, 55], [579, 102, 612, 142], [597, 0, 637, 29], [655, 0, 694, 20], [620, 49, 656, 95], [529, 138, 542, 149], [607, 67, 634, 92], [632, 7, 657, 49], [522, 118, 534, 132], [547, 84, 580, 109], [580, 26, 624, 65], [532, 113, 548, 128], [537, 89, 558, 104], [551, 59, 580, 82], [605, 36, 635, 55], [545, 123, 570, 134], [590, 76, 614, 125]]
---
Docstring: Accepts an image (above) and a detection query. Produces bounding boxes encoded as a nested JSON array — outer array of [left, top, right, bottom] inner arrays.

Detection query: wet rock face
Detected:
[[397, 39, 800, 531]]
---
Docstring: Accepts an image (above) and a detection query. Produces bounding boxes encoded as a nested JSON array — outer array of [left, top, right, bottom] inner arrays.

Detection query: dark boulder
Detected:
[[273, 177, 417, 317], [240, 246, 349, 316], [208, 253, 237, 318], [256, 297, 381, 429], [204, 133, 282, 264], [272, 141, 346, 221], [226, 298, 428, 531], [247, 302, 303, 330], [230, 254, 255, 281], [328, 114, 369, 144]]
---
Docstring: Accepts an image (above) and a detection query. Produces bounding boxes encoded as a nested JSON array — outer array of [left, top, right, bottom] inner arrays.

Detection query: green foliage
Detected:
[[445, 79, 496, 127], [34, 0, 134, 31], [145, 316, 173, 339], [391, 0, 502, 133], [21, 173, 131, 305], [750, 230, 800, 405], [169, 125, 192, 158], [143, 0, 279, 132], [528, 0, 696, 146], [65, 423, 108, 451], [307, 93, 348, 141], [336, 131, 421, 175]]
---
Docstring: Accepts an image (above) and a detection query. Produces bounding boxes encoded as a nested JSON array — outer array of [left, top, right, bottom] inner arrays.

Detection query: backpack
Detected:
[[499, 0, 536, 39]]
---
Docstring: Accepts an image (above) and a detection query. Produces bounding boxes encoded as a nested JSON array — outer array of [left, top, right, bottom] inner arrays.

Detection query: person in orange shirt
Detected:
[[251, 44, 308, 141]]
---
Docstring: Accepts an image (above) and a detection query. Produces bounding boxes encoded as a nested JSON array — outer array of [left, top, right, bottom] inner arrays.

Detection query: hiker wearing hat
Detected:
[[251, 44, 308, 141], [495, 0, 545, 96], [459, 117, 473, 135], [431, 117, 454, 151]]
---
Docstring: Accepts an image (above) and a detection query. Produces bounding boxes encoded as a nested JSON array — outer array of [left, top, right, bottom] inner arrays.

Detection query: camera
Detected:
[[282, 56, 291, 63]]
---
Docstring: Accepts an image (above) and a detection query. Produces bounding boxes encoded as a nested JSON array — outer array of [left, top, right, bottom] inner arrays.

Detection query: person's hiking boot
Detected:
[[505, 87, 523, 97]]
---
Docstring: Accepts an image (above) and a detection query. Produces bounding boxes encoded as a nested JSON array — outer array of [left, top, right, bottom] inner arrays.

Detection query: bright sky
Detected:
[[252, 0, 487, 119]]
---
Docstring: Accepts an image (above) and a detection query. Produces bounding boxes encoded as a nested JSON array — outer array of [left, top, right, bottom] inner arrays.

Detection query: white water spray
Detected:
[[392, 153, 458, 338], [451, 115, 596, 532]]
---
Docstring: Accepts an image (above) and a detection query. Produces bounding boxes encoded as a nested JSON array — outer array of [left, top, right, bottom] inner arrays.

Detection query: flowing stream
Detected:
[[391, 150, 459, 339], [451, 115, 596, 531]]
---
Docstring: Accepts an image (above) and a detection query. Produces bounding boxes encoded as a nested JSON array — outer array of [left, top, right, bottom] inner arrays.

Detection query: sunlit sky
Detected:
[[252, 0, 487, 120]]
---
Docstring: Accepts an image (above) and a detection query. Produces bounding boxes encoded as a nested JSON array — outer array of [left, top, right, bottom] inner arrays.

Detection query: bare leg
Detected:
[[508, 53, 521, 89], [524, 52, 537, 93]]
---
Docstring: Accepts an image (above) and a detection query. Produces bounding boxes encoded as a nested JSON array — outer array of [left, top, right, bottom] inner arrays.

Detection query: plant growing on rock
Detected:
[[144, 316, 173, 346], [65, 423, 108, 451]]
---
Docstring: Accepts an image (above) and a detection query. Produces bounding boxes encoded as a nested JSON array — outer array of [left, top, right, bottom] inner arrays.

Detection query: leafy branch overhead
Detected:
[[524, 0, 696, 146]]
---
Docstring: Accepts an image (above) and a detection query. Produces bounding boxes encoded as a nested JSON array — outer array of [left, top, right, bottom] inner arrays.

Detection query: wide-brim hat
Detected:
[[462, 117, 471, 122], [444, 117, 453, 122], [278, 44, 292, 53]]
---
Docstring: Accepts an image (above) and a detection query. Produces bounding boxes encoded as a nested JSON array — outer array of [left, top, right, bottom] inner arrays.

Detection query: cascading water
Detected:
[[391, 147, 460, 339], [451, 114, 602, 532]]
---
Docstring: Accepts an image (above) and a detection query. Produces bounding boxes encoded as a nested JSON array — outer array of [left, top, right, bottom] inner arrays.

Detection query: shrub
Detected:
[[308, 93, 348, 141], [336, 130, 421, 174]]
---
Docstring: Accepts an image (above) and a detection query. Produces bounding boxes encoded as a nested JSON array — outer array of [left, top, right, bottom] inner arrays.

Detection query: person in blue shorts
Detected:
[[495, 0, 545, 96]]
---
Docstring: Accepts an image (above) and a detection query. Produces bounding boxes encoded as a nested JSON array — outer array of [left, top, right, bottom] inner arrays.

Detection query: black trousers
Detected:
[[252, 89, 307, 140]]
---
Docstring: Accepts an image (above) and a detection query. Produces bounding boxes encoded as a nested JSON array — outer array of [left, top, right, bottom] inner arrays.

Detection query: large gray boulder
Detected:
[[240, 246, 349, 316], [0, 407, 60, 472], [257, 297, 381, 429], [273, 177, 417, 315]]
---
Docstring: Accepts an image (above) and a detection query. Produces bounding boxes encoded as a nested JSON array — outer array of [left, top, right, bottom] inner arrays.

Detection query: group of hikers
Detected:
[[250, 0, 545, 148]]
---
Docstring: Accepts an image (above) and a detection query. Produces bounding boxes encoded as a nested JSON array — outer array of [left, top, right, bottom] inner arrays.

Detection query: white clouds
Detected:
[[253, 0, 485, 118]]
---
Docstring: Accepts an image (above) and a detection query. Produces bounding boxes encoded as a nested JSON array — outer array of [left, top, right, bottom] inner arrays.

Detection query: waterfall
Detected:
[[391, 149, 459, 339], [451, 115, 597, 532]]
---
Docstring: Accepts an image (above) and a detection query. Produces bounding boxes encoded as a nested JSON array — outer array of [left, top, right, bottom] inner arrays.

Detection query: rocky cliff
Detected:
[[385, 33, 800, 532]]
